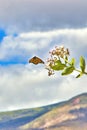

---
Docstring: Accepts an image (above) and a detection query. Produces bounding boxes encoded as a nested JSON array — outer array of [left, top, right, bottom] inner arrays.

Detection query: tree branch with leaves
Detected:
[[45, 46, 87, 78]]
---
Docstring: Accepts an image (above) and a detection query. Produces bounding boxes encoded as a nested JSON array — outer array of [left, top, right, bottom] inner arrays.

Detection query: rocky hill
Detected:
[[20, 93, 87, 130], [0, 93, 87, 130]]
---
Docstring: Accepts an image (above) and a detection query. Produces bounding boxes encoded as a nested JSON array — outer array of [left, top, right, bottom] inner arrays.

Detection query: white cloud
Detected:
[[0, 64, 62, 111], [0, 28, 87, 61], [0, 63, 87, 111]]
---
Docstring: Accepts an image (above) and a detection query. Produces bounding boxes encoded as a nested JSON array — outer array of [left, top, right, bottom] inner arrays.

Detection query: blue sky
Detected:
[[0, 29, 6, 42], [0, 0, 87, 111]]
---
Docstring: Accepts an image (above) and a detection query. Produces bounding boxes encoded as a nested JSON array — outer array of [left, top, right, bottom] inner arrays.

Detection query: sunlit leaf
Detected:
[[51, 60, 66, 71], [61, 66, 74, 75], [70, 58, 75, 66], [80, 56, 85, 72], [54, 60, 62, 65]]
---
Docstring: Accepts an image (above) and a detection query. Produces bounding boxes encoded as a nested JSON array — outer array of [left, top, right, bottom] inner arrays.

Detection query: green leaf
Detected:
[[70, 58, 75, 66], [51, 60, 66, 71], [51, 64, 65, 71], [65, 56, 68, 64], [61, 66, 74, 75], [76, 73, 83, 78], [80, 56, 85, 72], [54, 60, 62, 65]]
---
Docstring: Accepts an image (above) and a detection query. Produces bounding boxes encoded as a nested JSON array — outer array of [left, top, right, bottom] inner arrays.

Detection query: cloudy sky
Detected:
[[0, 0, 87, 111]]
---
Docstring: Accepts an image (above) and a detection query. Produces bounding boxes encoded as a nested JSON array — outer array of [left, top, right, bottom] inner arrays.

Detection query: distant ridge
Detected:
[[0, 92, 87, 130], [20, 92, 87, 130]]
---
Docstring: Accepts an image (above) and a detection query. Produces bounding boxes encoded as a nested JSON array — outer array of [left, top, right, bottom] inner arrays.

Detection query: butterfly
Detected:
[[29, 56, 44, 65]]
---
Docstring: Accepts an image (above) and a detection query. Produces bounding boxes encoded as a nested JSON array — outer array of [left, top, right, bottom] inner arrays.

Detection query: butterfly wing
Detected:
[[29, 56, 44, 65]]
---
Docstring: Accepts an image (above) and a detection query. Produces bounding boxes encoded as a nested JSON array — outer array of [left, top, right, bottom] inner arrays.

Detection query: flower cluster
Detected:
[[45, 46, 70, 76], [49, 46, 70, 58], [45, 60, 54, 76]]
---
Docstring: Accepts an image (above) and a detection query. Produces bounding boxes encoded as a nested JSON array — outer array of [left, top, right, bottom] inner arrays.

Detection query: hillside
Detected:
[[20, 93, 87, 130], [0, 93, 87, 130], [0, 101, 61, 129]]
